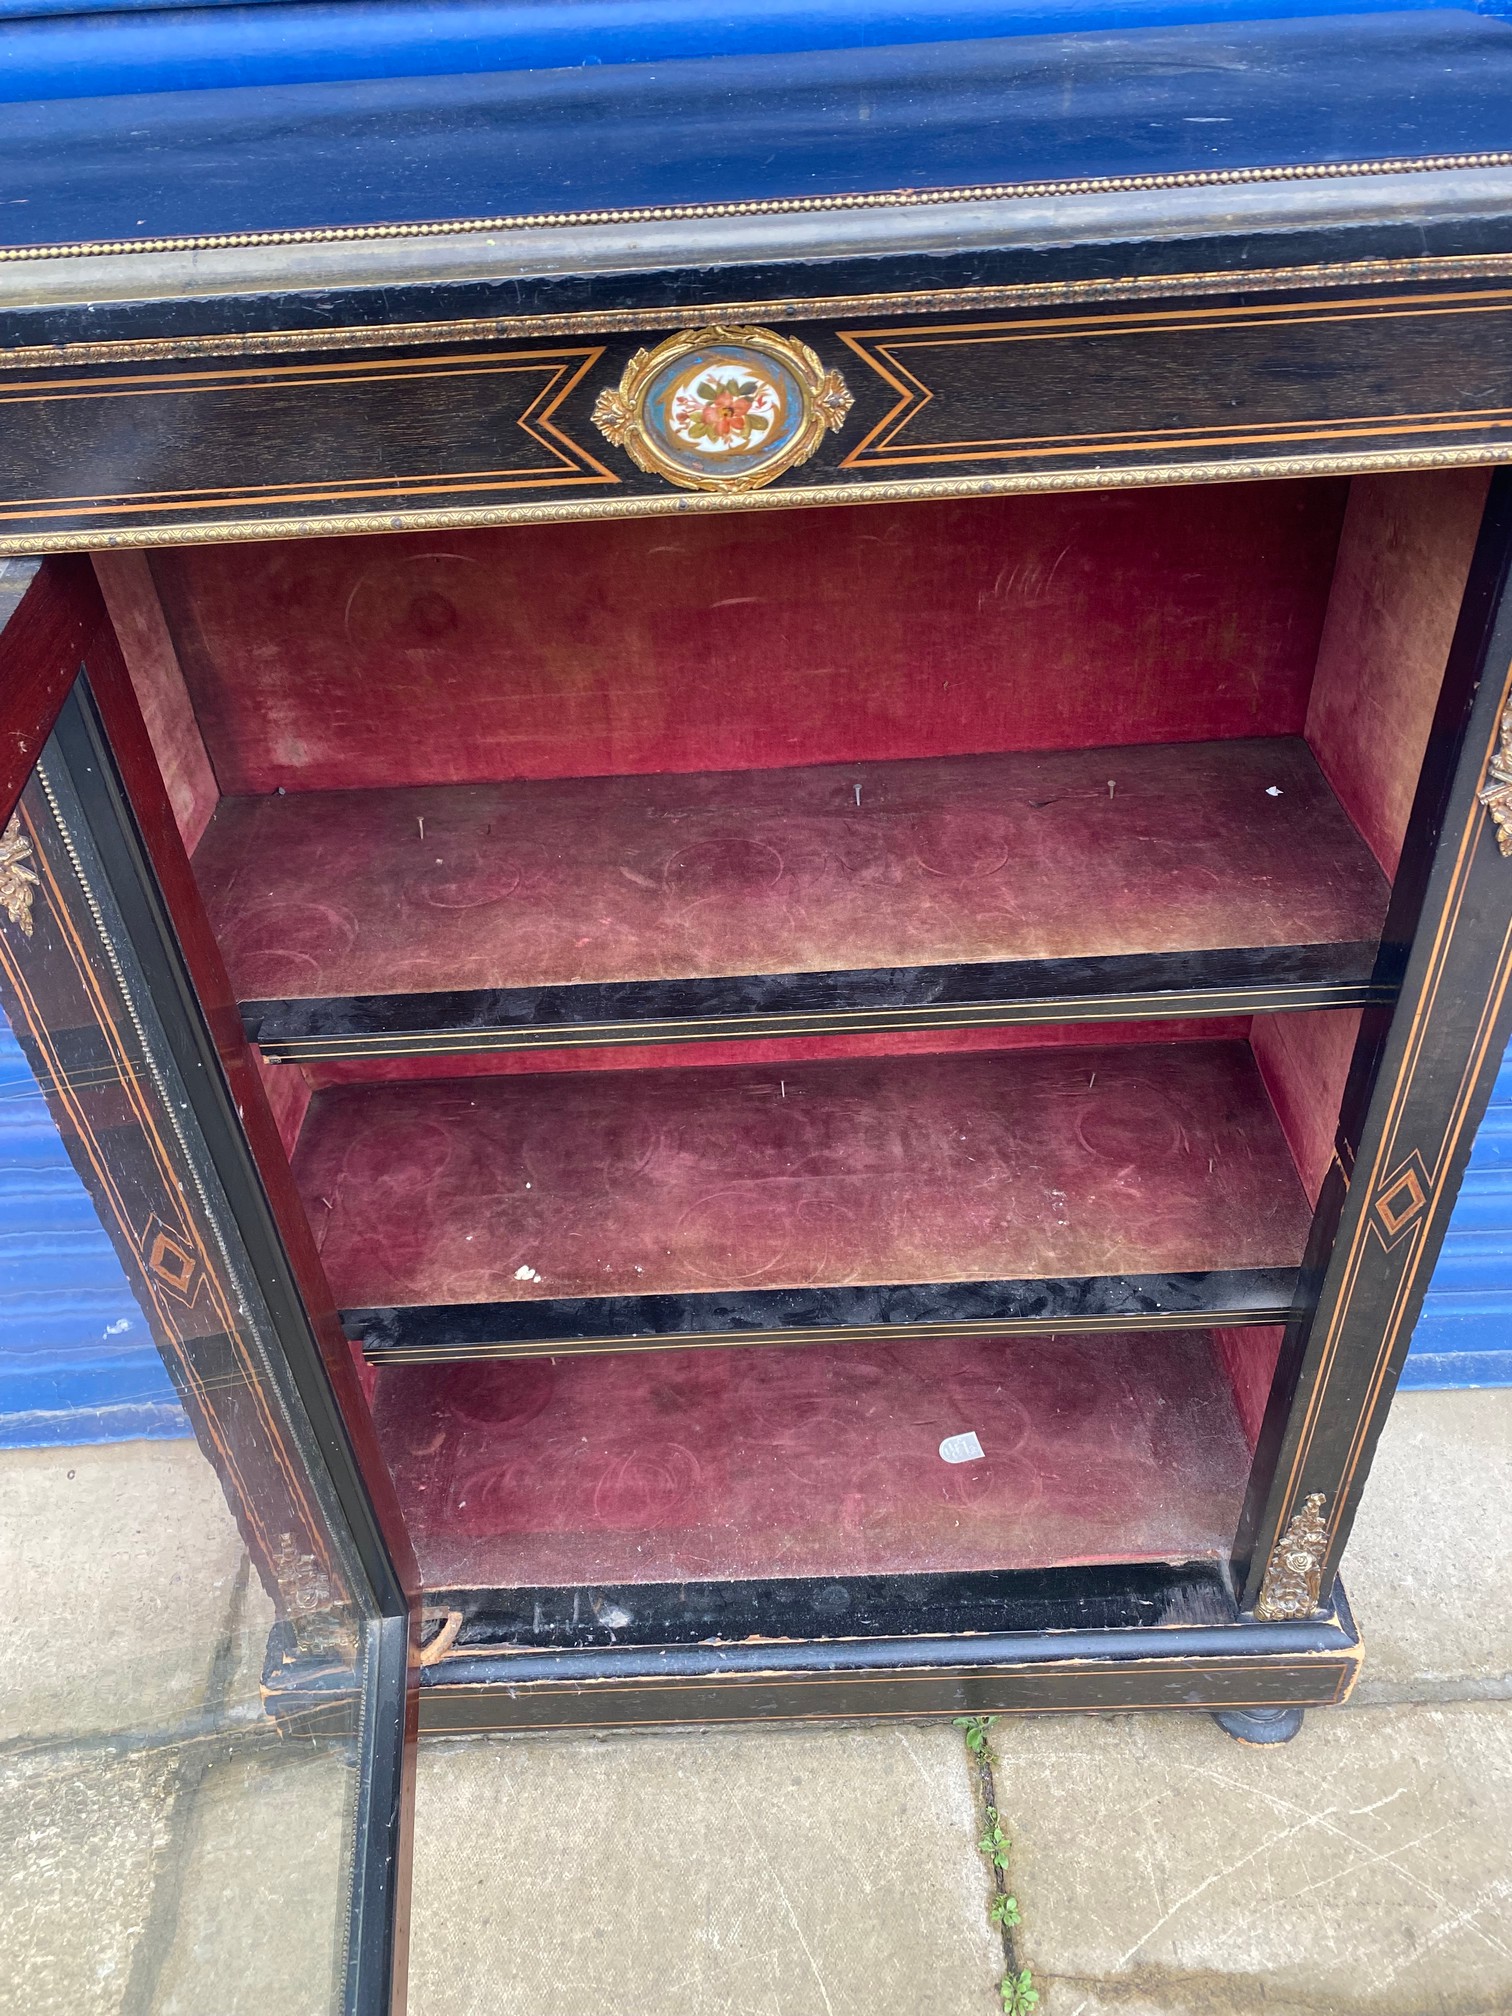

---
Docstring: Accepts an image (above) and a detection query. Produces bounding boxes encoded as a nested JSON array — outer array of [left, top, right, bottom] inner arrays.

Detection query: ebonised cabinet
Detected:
[[6, 16, 1512, 1742]]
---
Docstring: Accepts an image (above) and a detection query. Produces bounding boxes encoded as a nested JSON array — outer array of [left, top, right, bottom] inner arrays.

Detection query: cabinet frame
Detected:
[[7, 159, 1512, 1730]]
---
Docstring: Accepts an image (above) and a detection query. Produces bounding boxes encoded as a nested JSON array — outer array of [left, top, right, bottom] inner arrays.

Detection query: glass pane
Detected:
[[0, 730, 379, 2016]]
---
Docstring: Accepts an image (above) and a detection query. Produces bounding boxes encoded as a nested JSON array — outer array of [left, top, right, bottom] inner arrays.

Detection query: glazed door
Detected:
[[0, 559, 416, 2014]]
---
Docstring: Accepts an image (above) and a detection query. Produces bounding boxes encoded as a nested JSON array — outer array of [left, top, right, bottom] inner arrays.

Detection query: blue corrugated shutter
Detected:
[[1404, 1045, 1512, 1387], [0, 1012, 188, 1447]]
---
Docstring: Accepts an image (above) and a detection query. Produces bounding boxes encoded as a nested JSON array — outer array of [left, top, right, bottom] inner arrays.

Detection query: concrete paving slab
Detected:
[[408, 1720, 1003, 2016], [1343, 1389, 1512, 1705], [149, 1741, 354, 2016], [0, 1743, 180, 2016], [999, 1701, 1512, 2016], [0, 1370, 1502, 2016], [0, 1440, 254, 1741]]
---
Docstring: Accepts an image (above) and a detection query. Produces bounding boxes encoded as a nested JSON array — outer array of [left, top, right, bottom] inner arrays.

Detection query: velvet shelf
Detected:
[[367, 1327, 1258, 1589], [198, 737, 1392, 1061], [294, 1037, 1317, 1359]]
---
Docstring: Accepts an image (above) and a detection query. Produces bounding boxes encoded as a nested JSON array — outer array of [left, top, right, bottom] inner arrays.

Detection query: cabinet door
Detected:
[[0, 561, 414, 2015]]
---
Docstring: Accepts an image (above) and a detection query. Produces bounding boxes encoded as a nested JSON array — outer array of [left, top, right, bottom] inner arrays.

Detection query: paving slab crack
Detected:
[[958, 1718, 1036, 2013], [119, 1554, 251, 2016]]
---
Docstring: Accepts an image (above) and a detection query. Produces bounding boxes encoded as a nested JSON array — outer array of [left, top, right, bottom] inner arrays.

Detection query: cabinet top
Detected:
[[2, 9, 1512, 303]]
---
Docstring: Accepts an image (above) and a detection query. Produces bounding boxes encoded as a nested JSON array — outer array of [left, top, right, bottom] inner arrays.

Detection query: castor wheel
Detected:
[[1213, 1705, 1305, 1745]]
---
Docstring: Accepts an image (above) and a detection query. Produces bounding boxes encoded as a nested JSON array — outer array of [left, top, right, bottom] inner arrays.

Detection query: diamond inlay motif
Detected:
[[1372, 1152, 1432, 1247], [143, 1216, 202, 1302]]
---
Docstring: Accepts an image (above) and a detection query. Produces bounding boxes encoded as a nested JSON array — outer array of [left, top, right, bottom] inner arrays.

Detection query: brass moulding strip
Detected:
[[254, 979, 1394, 1063], [5, 440, 1512, 557], [10, 251, 1512, 373], [4, 149, 1511, 265], [358, 1306, 1303, 1364]]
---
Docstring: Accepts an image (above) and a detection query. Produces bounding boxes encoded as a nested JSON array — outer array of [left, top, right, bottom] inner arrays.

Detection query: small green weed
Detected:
[[978, 1809, 1012, 1871], [998, 1968, 1039, 2013], [960, 1717, 1038, 2016], [954, 1714, 997, 1755]]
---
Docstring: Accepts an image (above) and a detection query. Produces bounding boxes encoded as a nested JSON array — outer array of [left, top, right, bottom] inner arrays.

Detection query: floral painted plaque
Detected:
[[593, 325, 853, 492]]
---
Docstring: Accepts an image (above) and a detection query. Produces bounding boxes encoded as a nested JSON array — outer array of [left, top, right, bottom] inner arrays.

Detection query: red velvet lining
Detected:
[[293, 1038, 1311, 1310], [1211, 1325, 1286, 1449], [193, 739, 1385, 1004], [296, 1015, 1253, 1090], [105, 473, 1482, 1601], [1305, 469, 1488, 877], [151, 483, 1347, 794], [93, 552, 220, 855], [251, 1044, 310, 1160], [369, 1329, 1253, 1587], [1251, 1007, 1362, 1206]]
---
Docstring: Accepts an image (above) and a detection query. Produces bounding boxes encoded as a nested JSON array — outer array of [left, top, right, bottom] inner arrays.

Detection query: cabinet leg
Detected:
[[1212, 1705, 1305, 1745]]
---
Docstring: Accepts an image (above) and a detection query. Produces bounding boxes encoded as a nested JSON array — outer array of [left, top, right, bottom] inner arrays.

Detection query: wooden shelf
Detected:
[[368, 1328, 1257, 1587], [197, 738, 1391, 1060], [292, 1038, 1315, 1357]]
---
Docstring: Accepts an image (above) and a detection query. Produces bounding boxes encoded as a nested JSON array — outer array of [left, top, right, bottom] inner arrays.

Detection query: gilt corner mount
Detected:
[[592, 325, 853, 493], [1254, 1493, 1331, 1621], [1478, 695, 1512, 856], [0, 815, 37, 938]]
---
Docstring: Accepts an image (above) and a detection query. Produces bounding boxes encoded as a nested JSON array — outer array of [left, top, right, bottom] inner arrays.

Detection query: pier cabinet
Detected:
[[6, 13, 1512, 1749]]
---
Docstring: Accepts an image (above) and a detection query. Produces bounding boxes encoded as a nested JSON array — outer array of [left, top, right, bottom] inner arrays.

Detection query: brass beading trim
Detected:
[[7, 252, 1512, 374], [3, 150, 1511, 265]]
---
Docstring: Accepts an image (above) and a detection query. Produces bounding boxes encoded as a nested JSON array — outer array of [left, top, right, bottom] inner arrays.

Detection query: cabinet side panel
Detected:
[[1305, 468, 1490, 879], [1211, 1325, 1285, 1449], [253, 1045, 313, 1159], [1235, 470, 1512, 1610], [92, 551, 219, 853], [1251, 1007, 1363, 1205]]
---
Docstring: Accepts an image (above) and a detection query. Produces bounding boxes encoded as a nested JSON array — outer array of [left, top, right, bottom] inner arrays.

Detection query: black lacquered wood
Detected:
[[424, 1560, 1238, 1652], [263, 1579, 1363, 1731], [347, 1266, 1301, 1362], [11, 281, 1512, 547], [248, 940, 1389, 1060]]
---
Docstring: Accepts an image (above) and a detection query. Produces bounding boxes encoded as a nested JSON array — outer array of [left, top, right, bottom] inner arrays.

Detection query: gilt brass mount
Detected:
[[592, 325, 853, 493], [1479, 696, 1512, 856], [1254, 1493, 1331, 1620], [0, 816, 37, 937]]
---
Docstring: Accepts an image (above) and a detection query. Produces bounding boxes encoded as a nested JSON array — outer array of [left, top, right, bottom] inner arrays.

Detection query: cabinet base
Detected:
[[267, 1573, 1361, 1735]]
